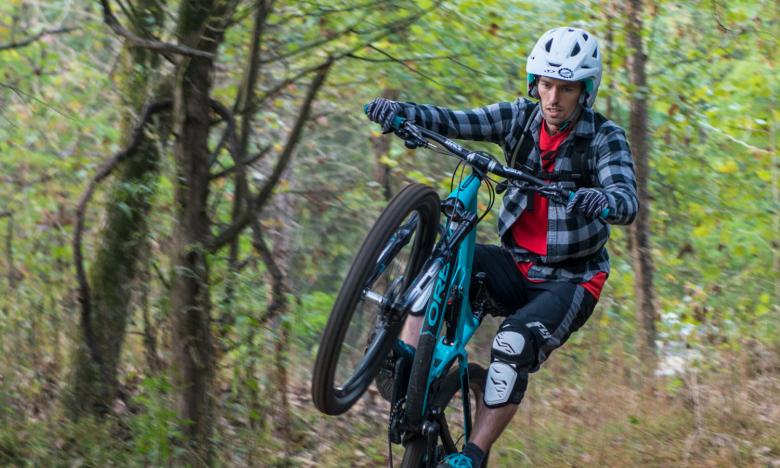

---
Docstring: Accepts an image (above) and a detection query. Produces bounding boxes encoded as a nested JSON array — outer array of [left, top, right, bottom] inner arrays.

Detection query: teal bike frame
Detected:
[[415, 171, 482, 440]]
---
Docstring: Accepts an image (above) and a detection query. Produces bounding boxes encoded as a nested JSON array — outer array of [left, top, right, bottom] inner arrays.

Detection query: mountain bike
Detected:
[[311, 111, 608, 467]]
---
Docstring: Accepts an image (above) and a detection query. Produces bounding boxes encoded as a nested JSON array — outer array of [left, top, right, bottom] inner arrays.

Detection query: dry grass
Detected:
[[288, 344, 780, 467], [2, 321, 780, 467]]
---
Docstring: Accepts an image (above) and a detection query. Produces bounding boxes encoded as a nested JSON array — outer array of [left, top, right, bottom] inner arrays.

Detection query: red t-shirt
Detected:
[[510, 122, 608, 300]]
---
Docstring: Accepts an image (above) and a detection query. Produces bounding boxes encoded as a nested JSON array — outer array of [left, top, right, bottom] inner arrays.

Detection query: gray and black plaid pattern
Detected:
[[398, 98, 638, 283], [366, 98, 401, 132], [567, 187, 609, 218]]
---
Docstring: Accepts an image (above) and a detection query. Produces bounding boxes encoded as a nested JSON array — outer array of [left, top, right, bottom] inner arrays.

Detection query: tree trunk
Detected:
[[626, 0, 659, 379], [602, 0, 617, 119], [221, 0, 272, 341], [65, 0, 164, 417], [268, 167, 295, 446], [169, 0, 233, 459]]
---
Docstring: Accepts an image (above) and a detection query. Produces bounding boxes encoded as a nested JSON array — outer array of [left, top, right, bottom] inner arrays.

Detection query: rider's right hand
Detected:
[[366, 97, 401, 133]]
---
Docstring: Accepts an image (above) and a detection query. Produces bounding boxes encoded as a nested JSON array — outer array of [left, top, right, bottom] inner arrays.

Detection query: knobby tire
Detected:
[[400, 364, 487, 468], [312, 183, 440, 415]]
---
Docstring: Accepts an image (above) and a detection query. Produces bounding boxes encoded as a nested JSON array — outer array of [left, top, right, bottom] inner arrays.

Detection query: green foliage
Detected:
[[129, 376, 185, 464]]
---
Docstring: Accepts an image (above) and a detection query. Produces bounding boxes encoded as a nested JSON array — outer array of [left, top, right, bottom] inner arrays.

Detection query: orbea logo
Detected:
[[558, 68, 574, 79], [426, 263, 450, 327]]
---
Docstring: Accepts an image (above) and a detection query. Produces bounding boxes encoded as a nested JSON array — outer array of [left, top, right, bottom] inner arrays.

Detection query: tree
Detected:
[[626, 0, 658, 377], [168, 0, 237, 458], [66, 0, 166, 417]]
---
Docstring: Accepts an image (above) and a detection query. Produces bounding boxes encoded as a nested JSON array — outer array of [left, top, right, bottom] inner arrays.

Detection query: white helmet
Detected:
[[526, 27, 602, 107]]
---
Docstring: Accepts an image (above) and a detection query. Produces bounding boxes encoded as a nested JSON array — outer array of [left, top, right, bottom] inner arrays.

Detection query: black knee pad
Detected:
[[484, 321, 536, 408]]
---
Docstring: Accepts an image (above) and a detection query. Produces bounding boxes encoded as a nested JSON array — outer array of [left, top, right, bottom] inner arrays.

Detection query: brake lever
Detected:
[[496, 180, 535, 195], [538, 185, 569, 205], [396, 122, 427, 149]]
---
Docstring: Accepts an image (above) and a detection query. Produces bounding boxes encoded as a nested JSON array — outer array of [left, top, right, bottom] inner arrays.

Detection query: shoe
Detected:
[[375, 340, 414, 401], [436, 452, 474, 467]]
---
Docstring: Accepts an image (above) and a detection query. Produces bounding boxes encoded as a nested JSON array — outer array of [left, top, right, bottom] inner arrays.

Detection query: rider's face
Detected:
[[537, 76, 583, 130]]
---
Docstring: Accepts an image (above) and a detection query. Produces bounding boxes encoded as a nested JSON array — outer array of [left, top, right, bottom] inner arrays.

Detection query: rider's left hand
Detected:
[[366, 97, 401, 133], [567, 188, 608, 219]]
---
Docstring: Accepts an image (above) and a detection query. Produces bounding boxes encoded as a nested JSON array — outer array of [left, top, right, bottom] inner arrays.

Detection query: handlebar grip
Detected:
[[567, 191, 610, 220], [362, 103, 406, 130]]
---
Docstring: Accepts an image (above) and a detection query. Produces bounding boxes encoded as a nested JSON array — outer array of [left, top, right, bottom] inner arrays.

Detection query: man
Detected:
[[366, 27, 638, 467]]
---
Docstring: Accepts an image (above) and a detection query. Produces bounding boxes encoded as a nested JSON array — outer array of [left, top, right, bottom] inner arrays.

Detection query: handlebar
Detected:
[[363, 104, 610, 219]]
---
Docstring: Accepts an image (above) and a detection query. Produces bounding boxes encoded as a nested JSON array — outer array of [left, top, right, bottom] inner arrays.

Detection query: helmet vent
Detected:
[[548, 62, 561, 67], [582, 32, 589, 41], [571, 43, 581, 56], [545, 39, 553, 52], [592, 48, 598, 58]]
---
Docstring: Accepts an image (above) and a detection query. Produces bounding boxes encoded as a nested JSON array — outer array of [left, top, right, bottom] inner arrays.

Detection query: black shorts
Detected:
[[472, 244, 598, 371]]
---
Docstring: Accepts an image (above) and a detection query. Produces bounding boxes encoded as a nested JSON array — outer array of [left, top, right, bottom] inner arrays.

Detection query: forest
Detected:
[[0, 0, 778, 466]]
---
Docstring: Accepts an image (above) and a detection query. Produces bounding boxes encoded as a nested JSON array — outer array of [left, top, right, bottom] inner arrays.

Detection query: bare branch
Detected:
[[99, 0, 214, 59], [207, 99, 240, 158], [268, 0, 392, 26], [0, 27, 79, 52], [250, 222, 288, 327], [151, 260, 171, 290], [232, 0, 272, 168], [258, 0, 384, 66], [210, 145, 272, 180], [1, 82, 73, 119], [693, 113, 771, 154], [251, 60, 330, 194], [256, 3, 440, 106], [711, 0, 732, 32], [208, 61, 332, 251], [360, 44, 449, 88], [347, 51, 465, 63]]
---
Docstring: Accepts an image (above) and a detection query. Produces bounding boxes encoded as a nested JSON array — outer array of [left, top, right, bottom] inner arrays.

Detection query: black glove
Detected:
[[366, 97, 401, 132], [566, 188, 609, 219]]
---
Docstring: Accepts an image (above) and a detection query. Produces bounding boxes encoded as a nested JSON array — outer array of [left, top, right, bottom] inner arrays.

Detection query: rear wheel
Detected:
[[312, 184, 440, 415], [401, 364, 487, 468]]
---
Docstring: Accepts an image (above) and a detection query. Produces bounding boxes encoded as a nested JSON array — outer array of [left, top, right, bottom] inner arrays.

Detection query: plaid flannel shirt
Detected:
[[398, 98, 638, 283]]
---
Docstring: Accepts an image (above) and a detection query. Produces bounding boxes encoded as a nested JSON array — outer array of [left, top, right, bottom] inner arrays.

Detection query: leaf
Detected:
[[756, 169, 771, 182], [692, 225, 710, 238], [714, 159, 738, 174], [378, 155, 398, 168], [116, 201, 133, 219]]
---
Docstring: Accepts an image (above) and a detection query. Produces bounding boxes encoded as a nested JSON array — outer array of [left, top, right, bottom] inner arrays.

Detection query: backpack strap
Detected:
[[507, 103, 539, 170], [566, 112, 608, 187]]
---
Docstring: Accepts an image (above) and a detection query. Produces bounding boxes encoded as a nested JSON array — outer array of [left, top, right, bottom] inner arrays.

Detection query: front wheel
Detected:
[[401, 364, 488, 468], [312, 183, 440, 415]]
